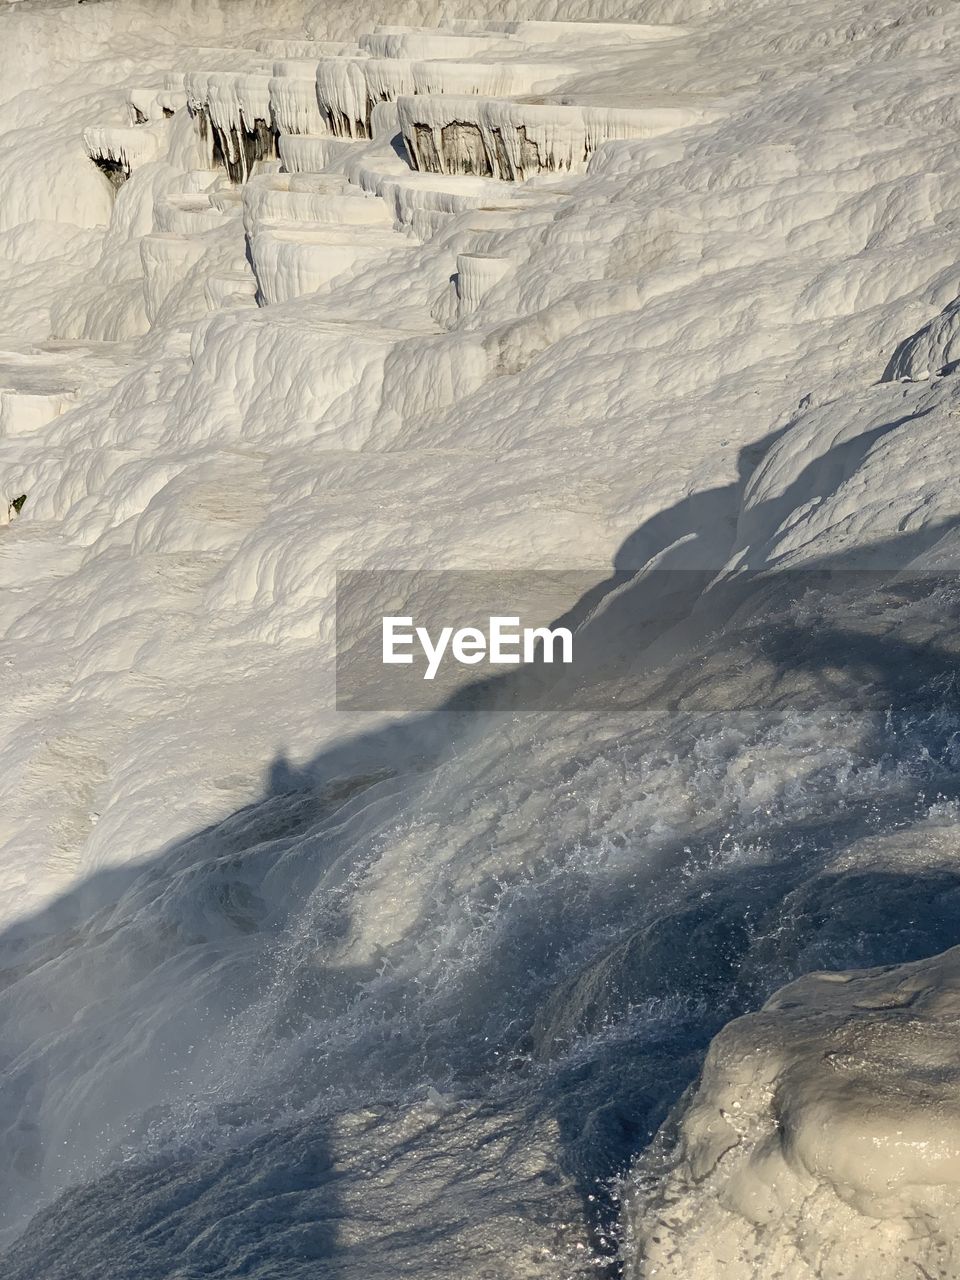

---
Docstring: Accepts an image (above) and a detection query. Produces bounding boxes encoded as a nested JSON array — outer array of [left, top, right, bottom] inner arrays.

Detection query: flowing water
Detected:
[[2, 571, 960, 1276]]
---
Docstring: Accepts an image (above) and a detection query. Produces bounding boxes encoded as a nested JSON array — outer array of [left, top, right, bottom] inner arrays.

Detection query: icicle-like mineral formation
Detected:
[[315, 56, 408, 138], [277, 133, 355, 174], [315, 55, 573, 141], [81, 124, 165, 189], [126, 87, 182, 125], [269, 71, 328, 137], [399, 96, 703, 180], [186, 71, 278, 183]]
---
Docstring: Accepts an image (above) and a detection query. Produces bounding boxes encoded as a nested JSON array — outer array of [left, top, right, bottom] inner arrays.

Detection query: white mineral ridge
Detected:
[[626, 946, 960, 1278], [268, 73, 326, 136], [398, 92, 706, 178]]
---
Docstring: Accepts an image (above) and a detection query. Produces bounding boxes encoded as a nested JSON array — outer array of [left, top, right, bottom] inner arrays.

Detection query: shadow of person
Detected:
[[267, 749, 313, 796]]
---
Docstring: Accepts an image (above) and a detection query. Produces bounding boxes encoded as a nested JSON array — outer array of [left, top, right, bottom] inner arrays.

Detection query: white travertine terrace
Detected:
[[277, 133, 355, 174], [364, 57, 425, 110], [157, 89, 187, 117], [315, 55, 574, 140], [315, 91, 572, 233], [268, 75, 328, 137], [355, 160, 563, 232], [207, 72, 273, 139], [77, 17, 684, 355], [315, 56, 406, 138], [242, 172, 346, 231], [455, 252, 514, 316], [398, 96, 704, 179], [248, 224, 404, 305], [314, 57, 369, 138], [208, 185, 243, 214], [257, 38, 366, 59], [81, 124, 165, 186], [412, 59, 575, 97], [447, 18, 686, 44], [373, 173, 501, 228], [186, 71, 278, 182], [447, 199, 564, 247], [267, 191, 392, 228], [171, 49, 273, 85], [126, 87, 175, 125], [154, 193, 226, 235], [271, 59, 324, 78], [241, 173, 391, 235], [139, 232, 208, 322], [358, 30, 519, 59], [0, 387, 77, 437], [203, 270, 258, 311]]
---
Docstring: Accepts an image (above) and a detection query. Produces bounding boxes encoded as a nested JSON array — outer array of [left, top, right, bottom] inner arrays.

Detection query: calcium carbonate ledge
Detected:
[[398, 95, 704, 180]]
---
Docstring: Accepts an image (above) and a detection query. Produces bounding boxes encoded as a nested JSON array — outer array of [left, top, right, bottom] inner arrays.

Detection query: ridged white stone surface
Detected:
[[399, 95, 704, 178], [249, 224, 404, 304]]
